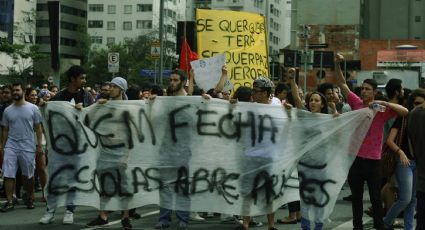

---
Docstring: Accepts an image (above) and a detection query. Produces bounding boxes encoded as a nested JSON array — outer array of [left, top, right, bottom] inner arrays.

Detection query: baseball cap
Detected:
[[253, 76, 274, 88], [110, 77, 128, 92]]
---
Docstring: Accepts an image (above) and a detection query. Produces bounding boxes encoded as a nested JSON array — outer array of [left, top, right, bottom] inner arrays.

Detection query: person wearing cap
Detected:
[[40, 65, 95, 225], [85, 77, 133, 230], [235, 76, 278, 230]]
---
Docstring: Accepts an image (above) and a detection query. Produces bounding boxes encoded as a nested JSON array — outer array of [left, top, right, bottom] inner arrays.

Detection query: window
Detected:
[[124, 5, 132, 14], [88, 20, 103, 28], [61, 5, 87, 17], [88, 4, 103, 12], [137, 4, 152, 12], [90, 36, 102, 44], [107, 21, 115, 30], [107, 37, 115, 45], [108, 5, 116, 14], [136, 20, 152, 29], [415, 16, 421, 22], [123, 21, 132, 30]]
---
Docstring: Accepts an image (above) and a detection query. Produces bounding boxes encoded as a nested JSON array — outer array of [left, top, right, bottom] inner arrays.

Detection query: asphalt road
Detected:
[[0, 183, 401, 230]]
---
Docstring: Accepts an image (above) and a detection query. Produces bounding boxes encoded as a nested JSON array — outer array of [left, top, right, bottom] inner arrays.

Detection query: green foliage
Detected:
[[83, 34, 175, 88]]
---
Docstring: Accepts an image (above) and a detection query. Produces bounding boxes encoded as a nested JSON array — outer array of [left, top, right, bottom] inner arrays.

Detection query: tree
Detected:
[[83, 34, 163, 87]]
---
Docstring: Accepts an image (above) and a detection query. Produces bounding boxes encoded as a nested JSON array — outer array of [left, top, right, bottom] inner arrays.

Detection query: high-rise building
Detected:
[[0, 0, 36, 76], [35, 0, 88, 58], [361, 0, 425, 39], [0, 0, 36, 44], [86, 0, 185, 54], [186, 0, 291, 57]]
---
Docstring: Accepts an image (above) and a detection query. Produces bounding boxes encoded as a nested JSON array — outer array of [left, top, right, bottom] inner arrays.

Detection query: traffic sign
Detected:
[[47, 76, 54, 83], [151, 41, 160, 60], [108, 52, 119, 73]]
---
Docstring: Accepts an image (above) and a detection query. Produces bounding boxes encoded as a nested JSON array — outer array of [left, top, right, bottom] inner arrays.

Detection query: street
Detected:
[[0, 184, 392, 230]]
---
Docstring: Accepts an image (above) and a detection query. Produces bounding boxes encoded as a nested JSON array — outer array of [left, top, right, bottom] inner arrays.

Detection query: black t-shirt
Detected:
[[391, 117, 414, 160], [51, 88, 93, 107]]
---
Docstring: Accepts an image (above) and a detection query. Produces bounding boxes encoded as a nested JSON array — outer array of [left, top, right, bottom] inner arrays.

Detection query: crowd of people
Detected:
[[0, 53, 424, 230]]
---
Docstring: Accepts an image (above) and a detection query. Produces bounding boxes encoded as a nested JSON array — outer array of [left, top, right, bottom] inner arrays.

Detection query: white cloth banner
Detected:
[[42, 97, 374, 222], [190, 54, 225, 91]]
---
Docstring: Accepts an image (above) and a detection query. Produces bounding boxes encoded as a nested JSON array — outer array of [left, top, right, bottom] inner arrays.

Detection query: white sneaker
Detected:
[[63, 210, 74, 224], [190, 212, 205, 221], [39, 212, 55, 224]]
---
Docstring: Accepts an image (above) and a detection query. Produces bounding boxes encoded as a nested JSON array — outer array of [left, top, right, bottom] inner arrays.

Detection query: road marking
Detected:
[[332, 217, 372, 229], [81, 210, 159, 230]]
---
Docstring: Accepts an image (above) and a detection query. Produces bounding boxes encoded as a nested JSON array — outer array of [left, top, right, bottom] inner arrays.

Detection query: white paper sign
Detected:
[[190, 54, 226, 91]]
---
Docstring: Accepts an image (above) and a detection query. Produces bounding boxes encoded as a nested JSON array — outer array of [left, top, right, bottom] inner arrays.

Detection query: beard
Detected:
[[168, 82, 183, 95], [13, 93, 23, 101]]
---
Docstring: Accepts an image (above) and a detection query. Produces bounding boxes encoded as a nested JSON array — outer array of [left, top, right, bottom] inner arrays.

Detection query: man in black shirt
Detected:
[[50, 65, 94, 107], [40, 65, 93, 225]]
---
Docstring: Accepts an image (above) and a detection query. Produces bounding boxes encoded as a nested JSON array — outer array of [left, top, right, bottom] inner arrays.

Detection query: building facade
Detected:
[[0, 0, 36, 76], [35, 0, 88, 58], [87, 0, 185, 54], [361, 0, 425, 40]]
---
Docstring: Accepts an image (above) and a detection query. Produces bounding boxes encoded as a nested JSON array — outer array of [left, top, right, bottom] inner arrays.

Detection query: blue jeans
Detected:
[[301, 218, 323, 230], [383, 159, 416, 230], [158, 208, 189, 225]]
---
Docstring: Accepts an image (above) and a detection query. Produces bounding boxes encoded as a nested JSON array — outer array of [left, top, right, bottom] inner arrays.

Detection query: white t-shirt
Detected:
[[2, 102, 42, 152]]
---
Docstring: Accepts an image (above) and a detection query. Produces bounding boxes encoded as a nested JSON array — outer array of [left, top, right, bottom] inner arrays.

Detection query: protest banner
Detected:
[[196, 9, 269, 92], [43, 98, 374, 222], [190, 53, 226, 91]]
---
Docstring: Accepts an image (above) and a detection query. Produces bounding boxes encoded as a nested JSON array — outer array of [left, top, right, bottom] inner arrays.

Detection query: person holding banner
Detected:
[[85, 77, 133, 230], [155, 69, 192, 230], [334, 54, 409, 230], [40, 65, 94, 225], [236, 76, 278, 230]]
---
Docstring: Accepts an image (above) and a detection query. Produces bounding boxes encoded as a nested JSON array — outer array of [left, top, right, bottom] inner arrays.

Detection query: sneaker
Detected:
[[129, 209, 141, 219], [12, 196, 19, 205], [190, 212, 205, 221], [0, 202, 14, 212], [121, 217, 132, 230], [249, 221, 264, 227], [39, 212, 55, 224], [63, 210, 74, 224], [86, 215, 108, 227], [154, 222, 170, 229]]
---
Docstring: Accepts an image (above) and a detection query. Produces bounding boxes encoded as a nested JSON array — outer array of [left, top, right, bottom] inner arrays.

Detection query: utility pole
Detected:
[[298, 25, 311, 93], [158, 0, 165, 86]]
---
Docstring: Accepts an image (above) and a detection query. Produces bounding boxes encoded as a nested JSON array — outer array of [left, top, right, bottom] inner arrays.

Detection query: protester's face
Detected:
[[42, 84, 48, 89], [12, 86, 24, 101], [309, 93, 324, 113], [252, 87, 268, 103], [414, 96, 425, 108], [222, 91, 231, 100], [72, 74, 87, 88], [3, 88, 11, 102], [50, 87, 58, 95], [109, 84, 121, 98], [43, 93, 51, 102], [277, 90, 288, 101], [26, 90, 38, 104], [360, 83, 376, 102], [324, 88, 335, 103], [142, 90, 151, 99], [169, 74, 184, 92], [100, 85, 110, 98]]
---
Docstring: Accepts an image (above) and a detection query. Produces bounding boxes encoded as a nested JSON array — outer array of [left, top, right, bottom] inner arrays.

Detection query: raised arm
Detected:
[[288, 68, 304, 109], [334, 53, 351, 98], [373, 100, 409, 117], [214, 65, 227, 93], [187, 69, 194, 96]]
